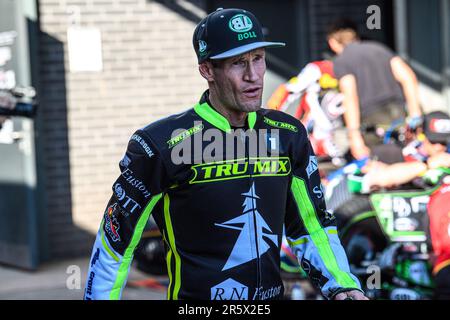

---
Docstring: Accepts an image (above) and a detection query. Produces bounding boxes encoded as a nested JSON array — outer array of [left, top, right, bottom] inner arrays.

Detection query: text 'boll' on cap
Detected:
[[193, 8, 285, 63]]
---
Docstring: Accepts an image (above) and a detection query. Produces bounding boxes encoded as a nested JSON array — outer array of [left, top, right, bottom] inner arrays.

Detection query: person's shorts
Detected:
[[362, 101, 406, 148]]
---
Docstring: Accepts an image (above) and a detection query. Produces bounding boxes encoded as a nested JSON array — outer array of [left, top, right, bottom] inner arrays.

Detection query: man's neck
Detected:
[[208, 91, 248, 128]]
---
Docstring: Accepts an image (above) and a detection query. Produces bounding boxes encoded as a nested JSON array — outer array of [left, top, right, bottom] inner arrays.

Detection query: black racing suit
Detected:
[[84, 91, 362, 300]]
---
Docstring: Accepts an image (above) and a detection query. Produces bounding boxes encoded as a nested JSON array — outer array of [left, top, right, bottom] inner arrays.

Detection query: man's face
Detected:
[[327, 37, 342, 54], [209, 48, 266, 113], [423, 137, 447, 155]]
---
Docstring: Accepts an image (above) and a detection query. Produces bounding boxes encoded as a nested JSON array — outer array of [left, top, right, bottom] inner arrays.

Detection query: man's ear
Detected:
[[328, 37, 340, 54], [198, 61, 215, 82]]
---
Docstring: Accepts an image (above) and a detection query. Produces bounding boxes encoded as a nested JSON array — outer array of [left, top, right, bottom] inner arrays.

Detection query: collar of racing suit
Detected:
[[194, 90, 257, 132]]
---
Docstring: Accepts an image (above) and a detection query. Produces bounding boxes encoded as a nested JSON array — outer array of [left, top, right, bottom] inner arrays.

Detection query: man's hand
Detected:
[[427, 153, 450, 169], [334, 290, 369, 300]]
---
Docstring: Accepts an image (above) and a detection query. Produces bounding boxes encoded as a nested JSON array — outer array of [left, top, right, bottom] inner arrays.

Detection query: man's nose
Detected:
[[244, 61, 260, 82]]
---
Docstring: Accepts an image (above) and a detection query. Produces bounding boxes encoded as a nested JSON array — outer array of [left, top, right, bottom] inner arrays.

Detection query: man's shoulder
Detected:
[[136, 108, 198, 147], [348, 40, 394, 56], [335, 41, 395, 76], [259, 108, 298, 122], [363, 40, 392, 49], [258, 108, 306, 134]]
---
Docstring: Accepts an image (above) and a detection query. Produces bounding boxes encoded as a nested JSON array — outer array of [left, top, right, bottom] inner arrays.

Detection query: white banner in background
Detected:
[[67, 26, 103, 72]]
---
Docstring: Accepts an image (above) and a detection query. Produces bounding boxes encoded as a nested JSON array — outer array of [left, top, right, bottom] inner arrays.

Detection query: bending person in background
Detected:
[[327, 18, 422, 160]]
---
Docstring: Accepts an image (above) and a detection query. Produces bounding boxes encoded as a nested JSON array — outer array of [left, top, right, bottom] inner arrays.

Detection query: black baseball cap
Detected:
[[193, 8, 285, 63], [423, 111, 450, 144]]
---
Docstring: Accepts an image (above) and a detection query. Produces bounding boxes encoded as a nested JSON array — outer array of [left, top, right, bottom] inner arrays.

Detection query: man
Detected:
[[327, 19, 422, 160], [378, 111, 450, 300], [395, 112, 450, 300], [84, 8, 366, 300], [363, 111, 450, 191], [331, 111, 450, 299]]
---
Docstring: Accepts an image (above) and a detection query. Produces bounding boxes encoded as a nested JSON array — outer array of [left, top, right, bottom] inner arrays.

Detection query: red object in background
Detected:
[[295, 93, 309, 120], [312, 60, 335, 77], [427, 184, 450, 274], [128, 277, 168, 291], [267, 59, 337, 122], [306, 134, 326, 157], [267, 83, 290, 110]]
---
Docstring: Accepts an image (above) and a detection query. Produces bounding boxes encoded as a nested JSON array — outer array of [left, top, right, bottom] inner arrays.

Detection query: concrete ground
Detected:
[[0, 257, 319, 300], [0, 256, 167, 300]]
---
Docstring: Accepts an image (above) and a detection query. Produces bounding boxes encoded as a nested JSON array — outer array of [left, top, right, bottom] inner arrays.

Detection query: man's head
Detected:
[[326, 18, 359, 55], [199, 48, 266, 113], [422, 111, 450, 154], [193, 8, 285, 113]]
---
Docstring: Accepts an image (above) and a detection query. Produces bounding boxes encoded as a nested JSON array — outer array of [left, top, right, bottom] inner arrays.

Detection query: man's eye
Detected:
[[233, 60, 245, 66]]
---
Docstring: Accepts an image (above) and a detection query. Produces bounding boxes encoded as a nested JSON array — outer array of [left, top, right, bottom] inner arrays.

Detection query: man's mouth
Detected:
[[242, 87, 262, 98]]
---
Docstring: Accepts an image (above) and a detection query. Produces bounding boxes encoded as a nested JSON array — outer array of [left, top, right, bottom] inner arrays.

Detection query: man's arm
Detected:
[[427, 152, 450, 169], [363, 160, 427, 188], [339, 74, 370, 160], [285, 124, 367, 300], [84, 130, 169, 300], [390, 56, 422, 119]]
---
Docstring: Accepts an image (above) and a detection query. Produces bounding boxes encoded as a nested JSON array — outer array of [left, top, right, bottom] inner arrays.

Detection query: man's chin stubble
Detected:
[[241, 98, 262, 112]]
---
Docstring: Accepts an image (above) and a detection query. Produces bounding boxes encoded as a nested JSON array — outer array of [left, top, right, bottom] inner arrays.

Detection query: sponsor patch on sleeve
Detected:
[[306, 155, 318, 178], [130, 134, 154, 158], [103, 203, 121, 242]]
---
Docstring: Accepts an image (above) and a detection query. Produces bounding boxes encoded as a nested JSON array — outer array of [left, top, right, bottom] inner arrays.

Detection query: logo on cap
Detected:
[[229, 14, 253, 32], [198, 40, 207, 53], [430, 119, 450, 134]]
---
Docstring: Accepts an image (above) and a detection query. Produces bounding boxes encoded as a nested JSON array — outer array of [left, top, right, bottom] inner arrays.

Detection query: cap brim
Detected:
[[210, 41, 286, 60]]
